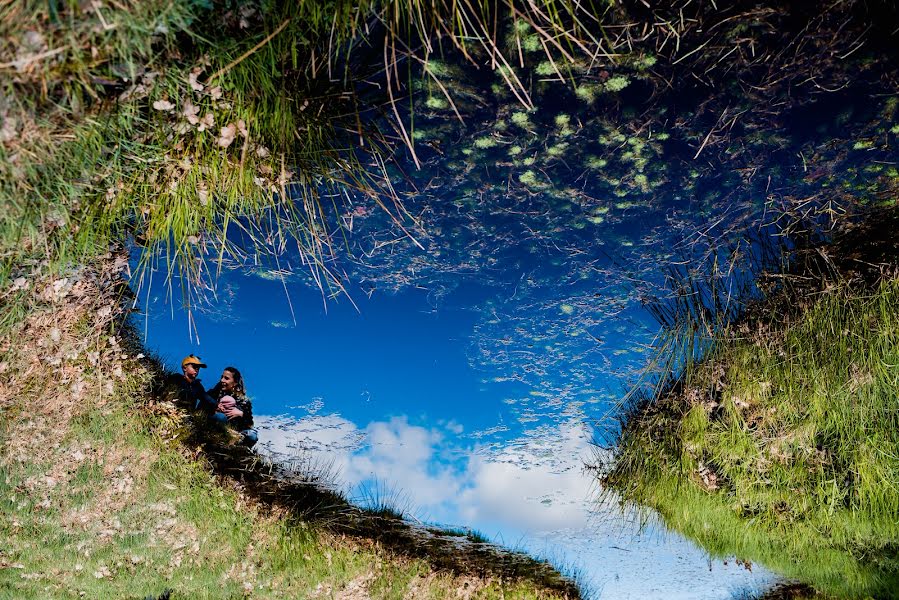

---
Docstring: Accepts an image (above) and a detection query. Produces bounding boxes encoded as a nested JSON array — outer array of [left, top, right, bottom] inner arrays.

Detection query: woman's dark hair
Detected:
[[223, 366, 245, 397]]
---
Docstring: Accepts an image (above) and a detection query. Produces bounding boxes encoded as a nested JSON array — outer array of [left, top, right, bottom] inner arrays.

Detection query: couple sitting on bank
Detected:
[[170, 355, 257, 447]]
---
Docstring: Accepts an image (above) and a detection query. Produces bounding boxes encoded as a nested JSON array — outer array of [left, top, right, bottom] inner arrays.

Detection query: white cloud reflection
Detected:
[[254, 412, 778, 599], [255, 412, 595, 532], [458, 420, 596, 532]]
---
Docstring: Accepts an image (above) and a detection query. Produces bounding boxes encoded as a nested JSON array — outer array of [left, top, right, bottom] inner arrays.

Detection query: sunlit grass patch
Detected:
[[603, 228, 899, 597]]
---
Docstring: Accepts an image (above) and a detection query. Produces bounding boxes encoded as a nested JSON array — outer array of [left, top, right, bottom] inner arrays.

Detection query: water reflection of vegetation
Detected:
[[348, 24, 899, 439], [0, 0, 620, 306], [603, 212, 899, 598], [5, 1, 899, 596]]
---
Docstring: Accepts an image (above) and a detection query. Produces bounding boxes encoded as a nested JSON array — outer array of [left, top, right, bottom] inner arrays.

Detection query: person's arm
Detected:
[[193, 381, 219, 413], [222, 396, 252, 428], [241, 399, 253, 429]]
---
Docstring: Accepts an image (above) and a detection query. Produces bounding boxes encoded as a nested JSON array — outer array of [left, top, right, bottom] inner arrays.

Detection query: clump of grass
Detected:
[[1, 0, 635, 318], [602, 209, 899, 598]]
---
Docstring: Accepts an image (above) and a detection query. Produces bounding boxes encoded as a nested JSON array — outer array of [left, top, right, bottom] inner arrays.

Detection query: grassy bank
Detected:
[[602, 209, 899, 598], [0, 253, 578, 599], [0, 6, 587, 595]]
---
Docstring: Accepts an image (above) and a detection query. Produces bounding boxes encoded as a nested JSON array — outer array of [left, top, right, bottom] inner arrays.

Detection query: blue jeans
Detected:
[[241, 429, 258, 446], [211, 413, 257, 447]]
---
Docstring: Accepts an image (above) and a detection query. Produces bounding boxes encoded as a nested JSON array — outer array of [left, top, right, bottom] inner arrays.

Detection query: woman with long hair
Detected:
[[208, 366, 257, 447]]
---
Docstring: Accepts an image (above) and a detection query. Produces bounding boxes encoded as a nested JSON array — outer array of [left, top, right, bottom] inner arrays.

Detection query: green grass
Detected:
[[604, 274, 899, 598], [1, 0, 623, 319]]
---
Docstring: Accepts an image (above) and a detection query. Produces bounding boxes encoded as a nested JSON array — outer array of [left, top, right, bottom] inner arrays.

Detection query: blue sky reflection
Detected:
[[140, 273, 778, 599]]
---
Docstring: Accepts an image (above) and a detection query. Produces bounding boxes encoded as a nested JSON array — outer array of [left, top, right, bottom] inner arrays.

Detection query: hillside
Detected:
[[0, 253, 578, 599]]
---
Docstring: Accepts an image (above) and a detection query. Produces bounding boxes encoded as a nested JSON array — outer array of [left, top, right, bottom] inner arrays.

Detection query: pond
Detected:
[[132, 26, 896, 598], [143, 277, 780, 598]]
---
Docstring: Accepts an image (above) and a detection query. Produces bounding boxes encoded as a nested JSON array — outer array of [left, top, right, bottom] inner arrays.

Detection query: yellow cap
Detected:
[[181, 355, 207, 368]]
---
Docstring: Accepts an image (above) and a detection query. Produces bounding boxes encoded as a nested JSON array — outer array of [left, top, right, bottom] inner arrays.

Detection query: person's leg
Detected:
[[210, 412, 228, 424], [239, 429, 258, 447]]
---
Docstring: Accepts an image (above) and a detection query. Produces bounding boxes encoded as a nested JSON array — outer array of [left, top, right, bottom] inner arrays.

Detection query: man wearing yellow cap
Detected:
[[166, 355, 218, 413]]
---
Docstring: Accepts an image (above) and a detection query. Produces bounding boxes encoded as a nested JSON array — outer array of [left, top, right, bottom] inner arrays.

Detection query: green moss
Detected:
[[634, 173, 649, 189], [424, 59, 451, 78], [586, 156, 608, 169], [575, 84, 600, 104], [522, 157, 536, 166], [425, 96, 449, 110], [634, 54, 657, 70], [547, 142, 568, 157], [513, 19, 531, 34], [511, 111, 532, 128], [474, 136, 497, 149], [535, 61, 557, 77], [518, 170, 540, 187], [522, 34, 541, 53], [604, 76, 631, 92], [853, 140, 874, 150], [626, 137, 646, 151], [508, 145, 523, 156]]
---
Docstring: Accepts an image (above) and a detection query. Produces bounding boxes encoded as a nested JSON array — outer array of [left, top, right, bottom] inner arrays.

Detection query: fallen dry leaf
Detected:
[[217, 124, 237, 148], [197, 113, 214, 132], [188, 70, 204, 92], [183, 99, 200, 124]]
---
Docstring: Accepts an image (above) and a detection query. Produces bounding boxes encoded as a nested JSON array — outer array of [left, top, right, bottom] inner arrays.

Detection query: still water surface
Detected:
[[134, 58, 893, 598], [143, 280, 778, 598]]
